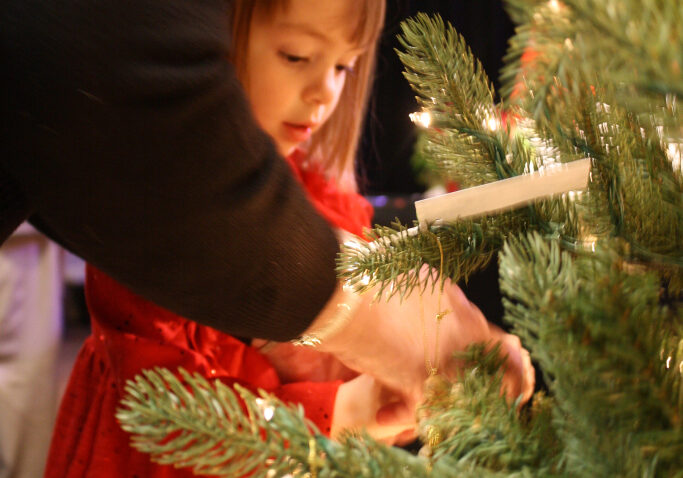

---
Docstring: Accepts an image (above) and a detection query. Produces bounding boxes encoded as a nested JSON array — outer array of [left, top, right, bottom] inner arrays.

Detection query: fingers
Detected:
[[371, 400, 417, 445], [498, 335, 535, 406], [391, 428, 418, 447], [256, 340, 358, 382], [375, 400, 415, 427], [375, 381, 418, 425], [519, 346, 535, 403], [332, 375, 417, 443]]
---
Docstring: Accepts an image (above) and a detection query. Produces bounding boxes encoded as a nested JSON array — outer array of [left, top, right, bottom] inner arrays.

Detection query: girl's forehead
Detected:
[[264, 0, 373, 47]]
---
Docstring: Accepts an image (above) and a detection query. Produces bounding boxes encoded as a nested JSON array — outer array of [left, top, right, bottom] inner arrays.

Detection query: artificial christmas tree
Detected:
[[118, 1, 682, 476]]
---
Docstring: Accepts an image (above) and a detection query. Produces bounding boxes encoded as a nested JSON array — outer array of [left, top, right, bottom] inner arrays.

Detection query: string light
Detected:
[[580, 234, 597, 252], [666, 142, 682, 173], [409, 111, 432, 128], [255, 398, 275, 421], [483, 114, 500, 131]]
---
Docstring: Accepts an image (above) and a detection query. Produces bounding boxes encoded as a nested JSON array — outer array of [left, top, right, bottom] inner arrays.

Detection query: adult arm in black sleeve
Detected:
[[1, 0, 339, 341]]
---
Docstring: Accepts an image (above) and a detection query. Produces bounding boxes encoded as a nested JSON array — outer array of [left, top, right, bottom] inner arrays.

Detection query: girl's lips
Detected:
[[283, 122, 313, 143]]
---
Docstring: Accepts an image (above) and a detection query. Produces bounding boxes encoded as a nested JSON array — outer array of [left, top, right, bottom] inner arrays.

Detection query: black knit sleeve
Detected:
[[0, 165, 31, 244], [1, 0, 338, 340]]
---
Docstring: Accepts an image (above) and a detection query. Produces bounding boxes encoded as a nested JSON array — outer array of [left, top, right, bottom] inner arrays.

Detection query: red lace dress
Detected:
[[44, 151, 373, 478]]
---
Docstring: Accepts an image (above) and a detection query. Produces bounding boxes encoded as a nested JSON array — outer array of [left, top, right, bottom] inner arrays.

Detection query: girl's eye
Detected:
[[279, 51, 308, 64], [335, 64, 355, 75]]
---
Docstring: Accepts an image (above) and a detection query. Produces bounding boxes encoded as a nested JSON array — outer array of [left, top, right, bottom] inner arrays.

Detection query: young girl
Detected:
[[45, 1, 532, 476]]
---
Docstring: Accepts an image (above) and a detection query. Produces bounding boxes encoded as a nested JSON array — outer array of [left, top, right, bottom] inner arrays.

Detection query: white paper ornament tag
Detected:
[[415, 158, 591, 229]]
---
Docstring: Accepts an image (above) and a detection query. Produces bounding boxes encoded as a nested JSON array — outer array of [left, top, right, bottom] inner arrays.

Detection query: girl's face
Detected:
[[243, 0, 365, 157]]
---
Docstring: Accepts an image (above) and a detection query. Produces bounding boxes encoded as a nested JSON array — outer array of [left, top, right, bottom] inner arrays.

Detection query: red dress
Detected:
[[45, 151, 373, 478]]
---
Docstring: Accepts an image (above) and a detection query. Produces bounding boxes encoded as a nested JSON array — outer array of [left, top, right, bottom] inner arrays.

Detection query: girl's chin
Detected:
[[277, 143, 298, 157]]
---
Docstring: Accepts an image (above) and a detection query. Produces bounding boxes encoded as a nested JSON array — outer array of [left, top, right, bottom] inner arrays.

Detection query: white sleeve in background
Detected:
[[0, 225, 65, 478]]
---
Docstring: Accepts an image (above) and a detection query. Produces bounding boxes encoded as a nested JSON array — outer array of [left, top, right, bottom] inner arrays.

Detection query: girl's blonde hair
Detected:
[[229, 0, 385, 189]]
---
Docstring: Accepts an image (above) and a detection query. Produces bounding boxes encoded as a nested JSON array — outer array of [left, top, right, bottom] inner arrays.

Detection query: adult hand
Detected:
[[251, 341, 415, 444], [251, 339, 358, 383], [314, 267, 534, 420], [330, 374, 415, 445]]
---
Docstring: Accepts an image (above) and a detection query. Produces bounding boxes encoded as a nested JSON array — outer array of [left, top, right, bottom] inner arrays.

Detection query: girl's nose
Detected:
[[303, 67, 339, 106]]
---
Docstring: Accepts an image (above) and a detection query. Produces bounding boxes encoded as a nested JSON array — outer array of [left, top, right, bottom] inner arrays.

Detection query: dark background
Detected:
[[359, 0, 515, 326]]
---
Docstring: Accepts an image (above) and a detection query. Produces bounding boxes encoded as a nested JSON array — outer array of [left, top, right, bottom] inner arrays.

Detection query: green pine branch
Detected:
[[420, 344, 564, 476], [499, 232, 682, 477], [338, 12, 584, 298], [500, 0, 683, 289], [117, 368, 448, 477], [503, 0, 683, 129], [396, 13, 509, 187], [560, 0, 683, 122], [118, 358, 560, 478], [117, 368, 312, 476], [339, 217, 513, 298]]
